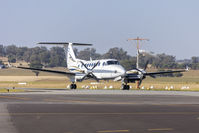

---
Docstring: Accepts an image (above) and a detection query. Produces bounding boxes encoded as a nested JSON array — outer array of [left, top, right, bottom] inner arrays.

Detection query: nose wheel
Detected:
[[122, 84, 130, 90], [70, 83, 77, 89]]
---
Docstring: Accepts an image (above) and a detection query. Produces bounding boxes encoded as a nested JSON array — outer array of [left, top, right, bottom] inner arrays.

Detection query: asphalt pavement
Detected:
[[0, 89, 199, 133]]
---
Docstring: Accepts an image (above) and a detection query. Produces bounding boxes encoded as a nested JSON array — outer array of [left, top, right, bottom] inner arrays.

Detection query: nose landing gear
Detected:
[[70, 83, 77, 89], [122, 83, 130, 90]]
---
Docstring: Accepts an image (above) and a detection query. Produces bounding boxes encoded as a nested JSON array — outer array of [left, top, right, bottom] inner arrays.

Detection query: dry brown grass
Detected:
[[0, 76, 65, 82], [0, 88, 25, 93], [0, 68, 199, 91]]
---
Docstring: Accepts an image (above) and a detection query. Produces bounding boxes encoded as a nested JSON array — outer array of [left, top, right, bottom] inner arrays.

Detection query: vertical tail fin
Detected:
[[64, 43, 77, 68], [38, 42, 92, 68]]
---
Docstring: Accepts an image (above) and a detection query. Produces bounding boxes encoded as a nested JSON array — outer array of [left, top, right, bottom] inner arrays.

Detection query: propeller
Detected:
[[144, 61, 149, 70], [134, 61, 149, 87], [123, 60, 185, 89], [79, 61, 100, 82]]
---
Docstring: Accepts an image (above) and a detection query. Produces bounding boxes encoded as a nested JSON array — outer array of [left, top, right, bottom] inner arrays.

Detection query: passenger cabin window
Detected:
[[107, 61, 119, 65]]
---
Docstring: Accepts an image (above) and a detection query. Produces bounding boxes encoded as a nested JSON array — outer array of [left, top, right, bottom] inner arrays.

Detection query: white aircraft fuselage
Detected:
[[69, 59, 126, 81]]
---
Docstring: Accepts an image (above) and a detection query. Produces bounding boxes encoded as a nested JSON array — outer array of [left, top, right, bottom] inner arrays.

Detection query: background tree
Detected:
[[77, 48, 101, 60], [29, 55, 43, 68], [16, 47, 28, 60], [5, 45, 17, 56], [0, 60, 4, 65], [0, 44, 196, 70], [49, 47, 66, 67], [190, 56, 199, 69], [120, 57, 137, 70], [152, 54, 178, 69], [8, 55, 16, 63], [0, 45, 5, 56], [101, 47, 130, 60]]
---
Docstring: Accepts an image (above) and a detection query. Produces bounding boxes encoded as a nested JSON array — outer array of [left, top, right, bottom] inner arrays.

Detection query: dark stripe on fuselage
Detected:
[[69, 69, 76, 71], [69, 69, 116, 74]]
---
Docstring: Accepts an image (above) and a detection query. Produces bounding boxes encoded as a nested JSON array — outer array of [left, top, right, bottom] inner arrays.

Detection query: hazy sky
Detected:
[[0, 0, 198, 59]]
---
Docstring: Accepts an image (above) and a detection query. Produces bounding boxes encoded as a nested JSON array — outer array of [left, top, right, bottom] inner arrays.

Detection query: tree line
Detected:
[[0, 44, 196, 71]]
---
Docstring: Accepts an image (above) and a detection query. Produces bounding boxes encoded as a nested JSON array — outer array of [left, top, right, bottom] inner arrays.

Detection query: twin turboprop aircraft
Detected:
[[18, 42, 187, 90]]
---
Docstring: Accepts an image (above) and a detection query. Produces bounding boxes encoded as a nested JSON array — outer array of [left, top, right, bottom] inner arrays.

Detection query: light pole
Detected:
[[127, 37, 149, 68]]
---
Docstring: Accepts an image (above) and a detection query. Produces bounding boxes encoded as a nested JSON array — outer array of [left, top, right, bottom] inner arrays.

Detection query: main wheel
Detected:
[[70, 84, 74, 89], [73, 84, 77, 89], [122, 85, 130, 90], [126, 85, 130, 90], [122, 84, 130, 90], [70, 84, 77, 89]]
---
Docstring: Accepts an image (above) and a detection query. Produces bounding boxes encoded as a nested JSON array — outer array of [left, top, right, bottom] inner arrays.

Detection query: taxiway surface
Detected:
[[0, 89, 199, 133]]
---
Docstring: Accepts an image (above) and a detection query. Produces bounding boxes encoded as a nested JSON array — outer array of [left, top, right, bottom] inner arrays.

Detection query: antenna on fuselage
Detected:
[[127, 37, 149, 68]]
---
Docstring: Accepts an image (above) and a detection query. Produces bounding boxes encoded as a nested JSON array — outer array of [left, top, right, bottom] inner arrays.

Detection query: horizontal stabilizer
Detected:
[[38, 42, 92, 46]]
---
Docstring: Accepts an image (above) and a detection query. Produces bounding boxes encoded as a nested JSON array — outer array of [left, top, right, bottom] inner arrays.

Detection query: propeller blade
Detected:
[[91, 61, 100, 70], [90, 73, 99, 82], [80, 74, 89, 81], [134, 68, 143, 73], [80, 61, 89, 70], [144, 61, 149, 70], [138, 79, 143, 87]]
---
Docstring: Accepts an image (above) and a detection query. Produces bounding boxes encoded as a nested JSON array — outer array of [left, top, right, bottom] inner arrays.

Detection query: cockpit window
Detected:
[[107, 61, 119, 65]]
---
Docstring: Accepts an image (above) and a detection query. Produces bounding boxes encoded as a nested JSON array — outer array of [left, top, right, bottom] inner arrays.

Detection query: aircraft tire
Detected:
[[122, 84, 130, 90], [126, 85, 130, 90], [73, 84, 77, 89], [70, 84, 74, 89], [70, 84, 77, 89]]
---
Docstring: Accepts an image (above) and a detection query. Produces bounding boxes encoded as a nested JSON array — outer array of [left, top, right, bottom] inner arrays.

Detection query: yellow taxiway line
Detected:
[[97, 129, 129, 133], [43, 98, 138, 105], [148, 128, 173, 131]]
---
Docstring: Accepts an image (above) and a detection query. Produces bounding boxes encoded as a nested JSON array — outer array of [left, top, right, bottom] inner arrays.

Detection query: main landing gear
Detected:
[[70, 83, 77, 89], [122, 83, 130, 90]]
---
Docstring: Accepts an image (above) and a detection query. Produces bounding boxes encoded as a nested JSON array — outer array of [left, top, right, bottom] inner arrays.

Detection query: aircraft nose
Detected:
[[117, 66, 126, 75]]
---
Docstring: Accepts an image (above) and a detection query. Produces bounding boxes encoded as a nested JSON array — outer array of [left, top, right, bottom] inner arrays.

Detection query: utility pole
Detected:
[[127, 37, 149, 68]]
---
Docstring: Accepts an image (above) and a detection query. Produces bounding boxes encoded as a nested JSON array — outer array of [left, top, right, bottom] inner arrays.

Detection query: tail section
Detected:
[[64, 43, 77, 69], [37, 42, 92, 68]]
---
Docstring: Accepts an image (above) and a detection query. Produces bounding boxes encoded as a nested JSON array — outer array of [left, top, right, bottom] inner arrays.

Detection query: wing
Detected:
[[145, 70, 186, 76], [17, 66, 75, 76]]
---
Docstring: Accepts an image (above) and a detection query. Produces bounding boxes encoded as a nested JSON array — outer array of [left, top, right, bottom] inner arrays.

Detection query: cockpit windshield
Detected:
[[107, 60, 119, 65]]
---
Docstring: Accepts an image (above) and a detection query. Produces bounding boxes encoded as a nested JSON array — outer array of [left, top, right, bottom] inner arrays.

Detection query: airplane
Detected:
[[117, 62, 188, 89], [17, 42, 188, 90]]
